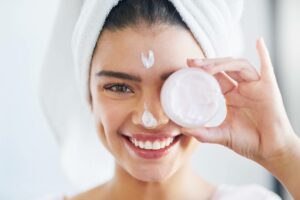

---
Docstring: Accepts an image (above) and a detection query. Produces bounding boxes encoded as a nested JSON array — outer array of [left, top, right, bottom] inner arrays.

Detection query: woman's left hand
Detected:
[[182, 38, 298, 164]]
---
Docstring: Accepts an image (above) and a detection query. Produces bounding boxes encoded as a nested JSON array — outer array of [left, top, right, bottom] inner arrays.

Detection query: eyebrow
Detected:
[[96, 70, 142, 82], [96, 70, 175, 82]]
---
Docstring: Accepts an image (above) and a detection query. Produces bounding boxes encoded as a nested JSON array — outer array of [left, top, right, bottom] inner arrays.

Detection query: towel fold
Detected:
[[39, 0, 244, 190]]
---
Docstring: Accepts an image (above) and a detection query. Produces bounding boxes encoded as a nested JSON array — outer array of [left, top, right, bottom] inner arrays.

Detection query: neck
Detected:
[[106, 162, 215, 200]]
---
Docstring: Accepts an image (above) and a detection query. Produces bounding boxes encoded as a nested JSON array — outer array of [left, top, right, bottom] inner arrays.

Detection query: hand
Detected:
[[182, 38, 296, 163]]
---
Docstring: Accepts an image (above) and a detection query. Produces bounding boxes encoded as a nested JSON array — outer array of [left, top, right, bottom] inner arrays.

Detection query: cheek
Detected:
[[180, 135, 199, 157], [92, 94, 133, 147], [99, 100, 129, 130]]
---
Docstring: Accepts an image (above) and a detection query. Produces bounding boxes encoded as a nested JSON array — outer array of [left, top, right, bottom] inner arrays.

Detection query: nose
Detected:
[[132, 92, 169, 129]]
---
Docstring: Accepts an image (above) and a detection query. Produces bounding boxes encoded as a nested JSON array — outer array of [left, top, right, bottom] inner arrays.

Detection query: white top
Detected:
[[39, 184, 281, 200]]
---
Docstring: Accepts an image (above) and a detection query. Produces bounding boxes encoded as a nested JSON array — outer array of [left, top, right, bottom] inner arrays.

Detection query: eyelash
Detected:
[[103, 83, 134, 94]]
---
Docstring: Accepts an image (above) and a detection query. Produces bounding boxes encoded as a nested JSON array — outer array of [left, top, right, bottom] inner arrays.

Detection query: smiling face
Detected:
[[90, 24, 205, 182]]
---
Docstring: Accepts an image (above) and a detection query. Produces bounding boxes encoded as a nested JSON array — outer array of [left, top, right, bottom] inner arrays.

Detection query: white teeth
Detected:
[[130, 138, 139, 147], [166, 138, 173, 146], [138, 141, 144, 149], [153, 141, 160, 150], [129, 137, 177, 150], [145, 141, 152, 149], [134, 140, 139, 147]]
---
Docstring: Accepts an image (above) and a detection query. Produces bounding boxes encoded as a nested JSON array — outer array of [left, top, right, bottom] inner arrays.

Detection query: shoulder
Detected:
[[212, 184, 282, 200]]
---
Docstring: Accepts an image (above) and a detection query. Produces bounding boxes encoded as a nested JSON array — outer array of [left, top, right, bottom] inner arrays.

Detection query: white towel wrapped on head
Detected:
[[72, 0, 244, 102], [39, 0, 244, 190]]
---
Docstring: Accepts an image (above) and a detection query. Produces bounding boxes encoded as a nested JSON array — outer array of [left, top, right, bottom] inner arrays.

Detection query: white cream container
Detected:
[[160, 68, 227, 128]]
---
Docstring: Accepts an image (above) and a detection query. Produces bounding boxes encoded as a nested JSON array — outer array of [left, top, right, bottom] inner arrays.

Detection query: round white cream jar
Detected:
[[160, 68, 227, 128]]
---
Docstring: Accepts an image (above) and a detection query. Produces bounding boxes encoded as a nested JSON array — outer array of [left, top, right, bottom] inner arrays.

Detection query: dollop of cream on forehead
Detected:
[[141, 103, 158, 128], [141, 50, 155, 69]]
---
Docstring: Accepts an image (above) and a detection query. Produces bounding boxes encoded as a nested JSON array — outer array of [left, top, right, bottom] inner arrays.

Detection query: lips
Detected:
[[120, 133, 183, 159]]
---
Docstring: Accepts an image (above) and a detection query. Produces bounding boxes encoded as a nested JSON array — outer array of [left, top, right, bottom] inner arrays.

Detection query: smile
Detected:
[[130, 137, 174, 150], [121, 133, 183, 159]]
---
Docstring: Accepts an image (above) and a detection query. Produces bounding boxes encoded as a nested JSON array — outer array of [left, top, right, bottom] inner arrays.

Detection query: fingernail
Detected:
[[259, 36, 264, 43], [257, 36, 265, 47]]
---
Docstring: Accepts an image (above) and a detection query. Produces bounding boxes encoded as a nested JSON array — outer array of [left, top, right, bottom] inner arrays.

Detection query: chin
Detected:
[[131, 171, 170, 182], [127, 163, 177, 183]]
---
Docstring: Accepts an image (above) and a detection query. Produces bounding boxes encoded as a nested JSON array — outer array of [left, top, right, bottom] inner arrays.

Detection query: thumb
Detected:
[[181, 126, 230, 146]]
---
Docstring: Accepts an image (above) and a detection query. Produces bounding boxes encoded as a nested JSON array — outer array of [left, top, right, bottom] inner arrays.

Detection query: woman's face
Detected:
[[90, 24, 205, 182]]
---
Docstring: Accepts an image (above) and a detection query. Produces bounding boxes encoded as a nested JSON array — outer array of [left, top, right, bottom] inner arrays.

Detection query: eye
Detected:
[[103, 83, 134, 94]]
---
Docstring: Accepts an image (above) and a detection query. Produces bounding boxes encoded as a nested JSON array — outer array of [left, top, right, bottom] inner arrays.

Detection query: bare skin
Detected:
[[68, 24, 300, 199], [70, 164, 215, 200]]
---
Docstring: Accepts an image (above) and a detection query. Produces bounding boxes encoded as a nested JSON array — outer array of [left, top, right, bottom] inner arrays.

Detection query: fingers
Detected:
[[214, 72, 237, 94], [187, 57, 260, 83], [187, 58, 237, 95], [209, 61, 260, 81], [187, 57, 232, 66], [226, 71, 245, 82], [256, 37, 276, 82], [188, 38, 273, 84]]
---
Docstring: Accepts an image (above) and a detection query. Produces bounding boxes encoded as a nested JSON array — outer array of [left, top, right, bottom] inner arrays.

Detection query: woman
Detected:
[[40, 0, 300, 199]]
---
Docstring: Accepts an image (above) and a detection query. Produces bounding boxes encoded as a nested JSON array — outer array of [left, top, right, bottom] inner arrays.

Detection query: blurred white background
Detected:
[[0, 0, 299, 199]]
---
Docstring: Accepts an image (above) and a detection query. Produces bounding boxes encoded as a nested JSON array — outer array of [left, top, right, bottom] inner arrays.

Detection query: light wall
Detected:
[[0, 1, 297, 200], [277, 0, 300, 134]]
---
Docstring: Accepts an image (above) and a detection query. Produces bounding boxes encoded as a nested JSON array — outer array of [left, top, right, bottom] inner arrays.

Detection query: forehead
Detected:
[[92, 25, 204, 73]]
